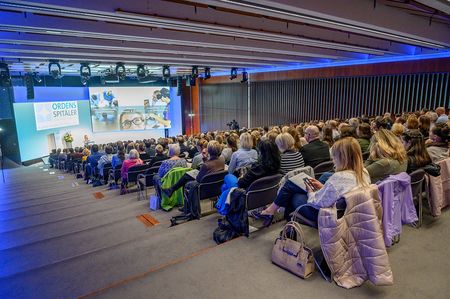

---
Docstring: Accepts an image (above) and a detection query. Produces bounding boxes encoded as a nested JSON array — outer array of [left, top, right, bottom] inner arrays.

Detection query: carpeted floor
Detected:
[[0, 164, 449, 299]]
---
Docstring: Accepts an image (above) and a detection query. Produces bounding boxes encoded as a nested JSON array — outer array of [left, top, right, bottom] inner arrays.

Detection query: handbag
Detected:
[[271, 221, 315, 279]]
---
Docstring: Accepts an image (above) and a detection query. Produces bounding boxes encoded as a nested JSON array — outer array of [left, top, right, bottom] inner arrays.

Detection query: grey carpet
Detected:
[[0, 165, 449, 299]]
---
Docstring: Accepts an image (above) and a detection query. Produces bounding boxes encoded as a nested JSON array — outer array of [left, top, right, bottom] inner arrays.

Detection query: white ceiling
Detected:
[[0, 0, 449, 77]]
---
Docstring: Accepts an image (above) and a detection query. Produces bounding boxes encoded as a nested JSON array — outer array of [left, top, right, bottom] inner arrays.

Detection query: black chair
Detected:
[[171, 170, 228, 225], [108, 164, 122, 186], [101, 163, 113, 185], [313, 161, 335, 180], [152, 160, 166, 167], [193, 170, 228, 216], [137, 165, 160, 200], [246, 174, 283, 211], [126, 164, 152, 188], [409, 169, 426, 228]]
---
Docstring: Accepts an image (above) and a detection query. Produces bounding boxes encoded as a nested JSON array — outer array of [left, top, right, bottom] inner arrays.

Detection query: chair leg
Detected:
[[418, 191, 423, 228]]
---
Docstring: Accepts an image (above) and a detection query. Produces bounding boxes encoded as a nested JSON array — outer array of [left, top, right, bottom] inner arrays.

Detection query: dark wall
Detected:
[[250, 72, 449, 127], [0, 86, 21, 163], [199, 83, 248, 132]]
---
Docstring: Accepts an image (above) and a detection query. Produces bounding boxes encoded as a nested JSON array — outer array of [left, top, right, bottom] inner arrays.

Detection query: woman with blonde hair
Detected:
[[228, 132, 258, 174], [365, 129, 407, 183], [258, 137, 370, 224], [391, 123, 405, 139], [275, 133, 305, 174]]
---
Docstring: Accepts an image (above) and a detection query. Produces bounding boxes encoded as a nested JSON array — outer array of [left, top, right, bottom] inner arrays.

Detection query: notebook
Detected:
[[288, 172, 315, 192], [186, 169, 200, 179]]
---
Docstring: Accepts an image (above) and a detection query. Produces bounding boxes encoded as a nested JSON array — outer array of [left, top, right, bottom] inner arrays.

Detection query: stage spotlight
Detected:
[[33, 72, 42, 83], [0, 63, 11, 87], [241, 71, 248, 83], [103, 68, 119, 84], [162, 65, 171, 79], [204, 67, 211, 80], [48, 60, 61, 79], [136, 64, 147, 80], [191, 66, 199, 79], [115, 62, 126, 80], [230, 68, 237, 80], [80, 63, 91, 85], [136, 64, 158, 83]]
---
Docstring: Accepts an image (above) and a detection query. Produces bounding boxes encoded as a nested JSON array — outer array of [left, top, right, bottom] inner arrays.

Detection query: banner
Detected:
[[34, 101, 80, 131]]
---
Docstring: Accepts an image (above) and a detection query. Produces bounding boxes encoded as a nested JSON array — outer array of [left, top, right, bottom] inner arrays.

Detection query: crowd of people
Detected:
[[50, 107, 449, 221]]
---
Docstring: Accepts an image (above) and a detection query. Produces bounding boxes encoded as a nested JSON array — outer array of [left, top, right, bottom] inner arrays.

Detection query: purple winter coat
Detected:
[[377, 172, 418, 247]]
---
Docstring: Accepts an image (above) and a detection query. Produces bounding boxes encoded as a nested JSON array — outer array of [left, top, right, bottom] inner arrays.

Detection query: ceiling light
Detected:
[[230, 68, 238, 80], [115, 62, 126, 80], [241, 71, 248, 83], [80, 63, 91, 85], [204, 67, 211, 80], [162, 65, 170, 78], [191, 66, 199, 79], [48, 60, 61, 79], [33, 72, 42, 83]]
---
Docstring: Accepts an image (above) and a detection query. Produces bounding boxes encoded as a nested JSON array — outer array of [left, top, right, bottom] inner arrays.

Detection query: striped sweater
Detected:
[[280, 150, 305, 175]]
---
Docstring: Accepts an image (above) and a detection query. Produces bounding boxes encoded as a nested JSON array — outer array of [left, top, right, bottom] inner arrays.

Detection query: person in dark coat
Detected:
[[300, 125, 331, 168]]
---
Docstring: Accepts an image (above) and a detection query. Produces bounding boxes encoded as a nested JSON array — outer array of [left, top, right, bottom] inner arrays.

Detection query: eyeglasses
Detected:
[[121, 117, 144, 129]]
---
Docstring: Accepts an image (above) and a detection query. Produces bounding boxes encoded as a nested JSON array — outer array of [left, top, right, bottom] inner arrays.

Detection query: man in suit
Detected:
[[300, 125, 330, 168]]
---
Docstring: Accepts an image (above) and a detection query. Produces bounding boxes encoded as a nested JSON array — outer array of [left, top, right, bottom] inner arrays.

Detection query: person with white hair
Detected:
[[153, 143, 188, 199], [436, 107, 449, 124]]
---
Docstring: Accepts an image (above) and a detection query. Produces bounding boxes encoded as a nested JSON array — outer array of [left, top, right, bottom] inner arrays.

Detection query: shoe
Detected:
[[260, 214, 274, 227]]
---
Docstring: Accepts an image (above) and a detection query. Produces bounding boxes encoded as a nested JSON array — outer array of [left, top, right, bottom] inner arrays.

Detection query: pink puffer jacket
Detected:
[[318, 185, 394, 289]]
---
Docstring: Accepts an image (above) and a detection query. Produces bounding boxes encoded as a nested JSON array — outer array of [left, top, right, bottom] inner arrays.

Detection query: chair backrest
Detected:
[[409, 169, 426, 198], [246, 174, 283, 210], [102, 162, 112, 177], [198, 170, 228, 199], [127, 164, 151, 183], [145, 165, 160, 175], [152, 160, 166, 167], [313, 161, 335, 179]]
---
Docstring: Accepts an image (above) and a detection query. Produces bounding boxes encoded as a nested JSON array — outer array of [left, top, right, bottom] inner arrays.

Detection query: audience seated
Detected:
[[97, 145, 113, 176], [426, 123, 449, 163], [261, 137, 370, 224], [153, 144, 188, 199], [436, 107, 449, 124], [163, 141, 225, 197], [218, 140, 281, 215], [300, 125, 330, 168], [112, 146, 125, 169], [275, 133, 305, 175], [418, 115, 431, 139], [138, 143, 150, 161], [391, 123, 405, 140], [228, 132, 258, 174], [364, 129, 407, 183], [356, 123, 372, 153], [120, 149, 143, 183], [321, 125, 334, 148], [149, 144, 168, 166], [86, 144, 102, 179], [401, 130, 438, 175], [191, 139, 208, 169], [220, 135, 238, 164]]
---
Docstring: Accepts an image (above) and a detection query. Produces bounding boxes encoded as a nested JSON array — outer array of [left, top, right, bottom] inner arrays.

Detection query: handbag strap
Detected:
[[281, 221, 306, 248]]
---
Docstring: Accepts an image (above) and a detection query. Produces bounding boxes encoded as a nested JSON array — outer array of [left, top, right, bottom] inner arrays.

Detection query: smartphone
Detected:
[[303, 178, 317, 192]]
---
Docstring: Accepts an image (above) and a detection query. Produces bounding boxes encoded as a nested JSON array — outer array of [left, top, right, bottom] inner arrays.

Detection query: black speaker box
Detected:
[[24, 74, 34, 100]]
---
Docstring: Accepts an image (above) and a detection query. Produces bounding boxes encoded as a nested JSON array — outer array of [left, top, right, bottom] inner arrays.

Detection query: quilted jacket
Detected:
[[318, 185, 394, 289]]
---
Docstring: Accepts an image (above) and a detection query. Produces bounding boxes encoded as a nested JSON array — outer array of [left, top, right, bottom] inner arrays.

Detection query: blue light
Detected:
[[211, 51, 450, 77]]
